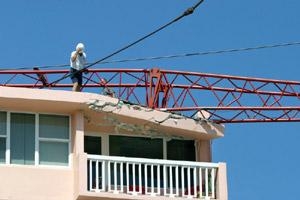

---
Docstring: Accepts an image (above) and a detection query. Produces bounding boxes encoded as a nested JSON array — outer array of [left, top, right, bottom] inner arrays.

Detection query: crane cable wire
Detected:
[[111, 41, 300, 63], [0, 40, 300, 71], [46, 0, 205, 87]]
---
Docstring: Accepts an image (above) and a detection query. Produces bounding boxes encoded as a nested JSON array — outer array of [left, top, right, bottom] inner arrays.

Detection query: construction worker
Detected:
[[70, 43, 87, 92]]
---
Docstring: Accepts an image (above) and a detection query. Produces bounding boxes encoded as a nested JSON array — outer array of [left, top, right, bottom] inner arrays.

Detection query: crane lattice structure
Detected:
[[1, 67, 299, 123]]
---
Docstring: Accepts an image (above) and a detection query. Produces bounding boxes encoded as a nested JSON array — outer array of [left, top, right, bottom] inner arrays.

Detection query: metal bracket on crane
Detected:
[[33, 67, 48, 86], [148, 68, 170, 108]]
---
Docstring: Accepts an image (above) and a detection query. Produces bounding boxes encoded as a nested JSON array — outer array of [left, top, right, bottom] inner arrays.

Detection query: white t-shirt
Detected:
[[70, 51, 87, 70]]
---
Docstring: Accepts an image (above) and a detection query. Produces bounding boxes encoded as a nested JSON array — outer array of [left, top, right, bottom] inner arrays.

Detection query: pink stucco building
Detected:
[[0, 86, 227, 200]]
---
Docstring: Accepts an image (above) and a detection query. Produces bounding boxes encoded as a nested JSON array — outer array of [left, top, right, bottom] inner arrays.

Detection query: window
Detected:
[[166, 139, 196, 189], [39, 114, 70, 166], [0, 112, 6, 163], [0, 112, 70, 166], [109, 135, 163, 159], [84, 136, 101, 155], [85, 136, 102, 190], [10, 113, 35, 165], [167, 139, 195, 161]]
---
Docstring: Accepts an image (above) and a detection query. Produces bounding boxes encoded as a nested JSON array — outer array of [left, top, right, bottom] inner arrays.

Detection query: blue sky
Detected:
[[1, 0, 299, 199]]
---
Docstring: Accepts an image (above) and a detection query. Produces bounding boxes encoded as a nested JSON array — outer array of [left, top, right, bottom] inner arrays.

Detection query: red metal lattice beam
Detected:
[[0, 68, 299, 123]]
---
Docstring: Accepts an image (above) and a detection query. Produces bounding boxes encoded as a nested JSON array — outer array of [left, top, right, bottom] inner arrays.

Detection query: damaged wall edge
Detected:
[[86, 98, 225, 141]]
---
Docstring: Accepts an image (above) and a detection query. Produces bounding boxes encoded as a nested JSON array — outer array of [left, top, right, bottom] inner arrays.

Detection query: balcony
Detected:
[[76, 154, 227, 200]]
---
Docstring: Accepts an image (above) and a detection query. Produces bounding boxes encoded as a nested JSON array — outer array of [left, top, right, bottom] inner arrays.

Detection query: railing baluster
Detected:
[[151, 164, 154, 194], [205, 168, 209, 198], [181, 166, 185, 197], [212, 168, 216, 199], [169, 165, 173, 197], [96, 161, 99, 191], [199, 167, 202, 198], [89, 159, 93, 191], [120, 162, 124, 193], [139, 163, 142, 194], [157, 165, 161, 195], [108, 161, 111, 192], [175, 165, 179, 196], [102, 161, 105, 191], [126, 162, 129, 193], [163, 165, 167, 196], [193, 167, 196, 198], [192, 167, 197, 197], [145, 164, 148, 194], [133, 163, 136, 194], [187, 167, 191, 197], [113, 162, 117, 193]]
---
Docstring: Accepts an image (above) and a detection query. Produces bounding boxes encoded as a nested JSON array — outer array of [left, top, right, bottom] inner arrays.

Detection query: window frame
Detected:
[[109, 134, 164, 159], [0, 110, 71, 168], [10, 112, 36, 165], [0, 112, 7, 164], [92, 132, 196, 161], [38, 113, 71, 167], [85, 132, 108, 156], [84, 134, 102, 155], [166, 139, 196, 161], [0, 111, 6, 164]]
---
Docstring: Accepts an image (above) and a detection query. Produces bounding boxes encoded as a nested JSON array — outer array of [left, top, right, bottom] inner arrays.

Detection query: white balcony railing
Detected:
[[87, 155, 219, 199]]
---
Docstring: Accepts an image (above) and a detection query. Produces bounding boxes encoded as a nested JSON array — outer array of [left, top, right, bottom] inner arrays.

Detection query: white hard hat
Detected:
[[76, 43, 85, 52]]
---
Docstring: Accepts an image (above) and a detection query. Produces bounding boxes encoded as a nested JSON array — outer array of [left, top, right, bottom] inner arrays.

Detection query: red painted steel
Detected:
[[0, 68, 299, 123]]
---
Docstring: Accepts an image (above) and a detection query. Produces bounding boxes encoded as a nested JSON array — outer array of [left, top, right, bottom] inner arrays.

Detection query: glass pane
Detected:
[[110, 135, 163, 159], [0, 112, 6, 136], [39, 114, 69, 139], [167, 139, 195, 161], [84, 136, 101, 155], [0, 138, 5, 163], [10, 113, 35, 165], [40, 141, 68, 166]]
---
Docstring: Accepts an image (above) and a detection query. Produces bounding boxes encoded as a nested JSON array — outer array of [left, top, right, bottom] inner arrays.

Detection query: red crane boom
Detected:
[[1, 68, 299, 123]]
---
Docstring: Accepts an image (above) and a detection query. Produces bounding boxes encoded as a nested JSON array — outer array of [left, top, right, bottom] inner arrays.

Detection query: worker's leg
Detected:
[[71, 68, 79, 92], [76, 73, 83, 92], [72, 82, 79, 91], [76, 84, 81, 92], [71, 69, 82, 92]]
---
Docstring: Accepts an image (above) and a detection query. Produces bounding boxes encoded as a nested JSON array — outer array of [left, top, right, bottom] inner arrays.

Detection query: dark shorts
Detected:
[[70, 68, 82, 85]]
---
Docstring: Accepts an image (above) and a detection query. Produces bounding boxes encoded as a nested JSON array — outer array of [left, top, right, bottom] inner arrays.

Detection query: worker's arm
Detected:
[[71, 50, 80, 62]]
